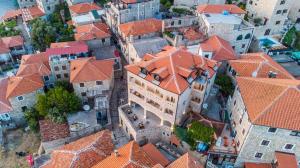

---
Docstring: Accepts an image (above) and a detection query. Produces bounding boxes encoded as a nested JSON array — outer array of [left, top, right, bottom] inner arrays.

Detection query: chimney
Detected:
[[114, 149, 119, 157]]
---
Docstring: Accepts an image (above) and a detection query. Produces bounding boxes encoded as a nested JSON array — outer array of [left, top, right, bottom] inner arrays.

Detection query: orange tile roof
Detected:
[[229, 53, 294, 79], [167, 153, 204, 168], [275, 151, 298, 168], [121, 0, 138, 4], [93, 141, 157, 168], [1, 9, 22, 21], [47, 41, 88, 55], [75, 23, 111, 41], [196, 4, 246, 14], [244, 162, 272, 168], [0, 78, 12, 114], [0, 35, 24, 48], [6, 74, 44, 98], [179, 27, 205, 41], [17, 53, 51, 77], [69, 2, 101, 14], [41, 130, 114, 168], [119, 18, 162, 37], [126, 47, 218, 94], [70, 57, 114, 83], [200, 35, 237, 61], [152, 164, 165, 168], [22, 6, 45, 22], [142, 143, 170, 167], [236, 77, 300, 130], [50, 41, 86, 48]]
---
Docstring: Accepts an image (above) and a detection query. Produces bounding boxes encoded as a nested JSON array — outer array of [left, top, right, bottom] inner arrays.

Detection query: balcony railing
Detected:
[[147, 99, 161, 110]]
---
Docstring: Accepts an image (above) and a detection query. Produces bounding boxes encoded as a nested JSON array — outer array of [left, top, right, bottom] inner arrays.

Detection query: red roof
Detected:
[[75, 23, 111, 41], [200, 35, 237, 61], [47, 41, 88, 56], [275, 151, 298, 168], [119, 18, 162, 37], [69, 2, 101, 14], [0, 35, 24, 51], [1, 9, 22, 21], [22, 6, 45, 22], [196, 4, 246, 14], [70, 57, 114, 83], [41, 130, 114, 168], [244, 162, 272, 168], [39, 120, 70, 142], [126, 47, 218, 94], [0, 78, 12, 114], [142, 143, 170, 167], [167, 153, 204, 168]]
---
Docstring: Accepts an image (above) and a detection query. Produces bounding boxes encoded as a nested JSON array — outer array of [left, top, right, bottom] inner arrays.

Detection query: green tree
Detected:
[[31, 19, 56, 51], [187, 121, 215, 149], [215, 74, 234, 96], [24, 107, 41, 132], [55, 80, 74, 92]]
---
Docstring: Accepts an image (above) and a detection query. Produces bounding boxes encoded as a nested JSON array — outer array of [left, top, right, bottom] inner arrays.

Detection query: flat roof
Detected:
[[204, 13, 242, 25]]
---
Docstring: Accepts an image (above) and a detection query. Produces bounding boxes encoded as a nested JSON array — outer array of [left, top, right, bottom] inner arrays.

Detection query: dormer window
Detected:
[[141, 68, 148, 75], [154, 74, 160, 81]]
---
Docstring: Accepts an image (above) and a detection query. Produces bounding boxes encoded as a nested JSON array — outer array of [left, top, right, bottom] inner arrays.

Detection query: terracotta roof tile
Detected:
[[93, 141, 157, 168], [196, 4, 246, 14], [47, 41, 88, 56], [126, 47, 218, 94], [229, 53, 294, 79], [275, 151, 298, 168], [167, 153, 204, 168], [236, 77, 300, 130], [119, 18, 162, 37], [0, 35, 24, 48], [179, 27, 205, 41], [200, 35, 237, 61], [121, 0, 138, 4], [152, 164, 164, 168], [244, 162, 272, 168], [75, 23, 111, 41], [22, 6, 45, 22], [39, 120, 70, 142], [41, 130, 114, 168], [70, 57, 114, 83], [17, 53, 51, 77], [6, 74, 44, 98], [69, 2, 101, 14], [142, 143, 170, 167], [0, 78, 12, 114], [1, 9, 22, 21]]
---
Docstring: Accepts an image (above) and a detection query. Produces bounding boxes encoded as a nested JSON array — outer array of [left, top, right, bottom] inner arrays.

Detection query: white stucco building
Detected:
[[174, 0, 225, 8], [196, 4, 254, 54]]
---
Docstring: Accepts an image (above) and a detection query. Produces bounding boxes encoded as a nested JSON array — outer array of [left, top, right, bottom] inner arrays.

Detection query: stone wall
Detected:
[[86, 37, 111, 50]]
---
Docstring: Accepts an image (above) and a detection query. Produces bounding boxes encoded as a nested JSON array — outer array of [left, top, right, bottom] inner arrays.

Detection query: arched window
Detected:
[[245, 33, 251, 39], [236, 35, 243, 41]]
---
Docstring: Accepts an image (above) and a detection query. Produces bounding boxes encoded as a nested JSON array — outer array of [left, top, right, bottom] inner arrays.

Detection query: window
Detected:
[[178, 20, 181, 25], [204, 54, 209, 58], [102, 38, 105, 43], [290, 131, 300, 137], [264, 29, 271, 36], [237, 141, 240, 147], [80, 83, 84, 87], [81, 92, 86, 96], [284, 144, 294, 150], [47, 6, 50, 11], [17, 96, 23, 101], [239, 118, 242, 124], [64, 73, 69, 78], [62, 66, 67, 70], [242, 129, 245, 135], [280, 0, 285, 5], [96, 81, 103, 85], [138, 35, 141, 39], [242, 44, 246, 48], [54, 66, 59, 71], [261, 140, 270, 146], [275, 21, 281, 25], [276, 10, 282, 14], [268, 127, 277, 133], [282, 9, 288, 14], [245, 33, 251, 39], [21, 106, 27, 112], [43, 76, 49, 81], [236, 35, 243, 41], [232, 46, 235, 49], [255, 152, 263, 159], [234, 100, 236, 106], [56, 74, 61, 79]]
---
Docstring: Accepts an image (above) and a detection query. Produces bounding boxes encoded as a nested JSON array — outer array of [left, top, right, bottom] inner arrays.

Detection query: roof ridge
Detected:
[[168, 49, 181, 93], [252, 86, 289, 123]]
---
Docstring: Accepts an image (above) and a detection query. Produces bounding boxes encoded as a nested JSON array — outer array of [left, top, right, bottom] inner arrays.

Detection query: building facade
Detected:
[[119, 47, 218, 143], [36, 0, 60, 14], [174, 0, 225, 7], [17, 0, 37, 8], [197, 4, 254, 54], [246, 0, 292, 37], [106, 0, 160, 32], [288, 0, 300, 23]]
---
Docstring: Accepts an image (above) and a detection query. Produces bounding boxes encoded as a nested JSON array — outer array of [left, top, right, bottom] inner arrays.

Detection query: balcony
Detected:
[[146, 99, 161, 110], [191, 97, 201, 104], [131, 90, 145, 100]]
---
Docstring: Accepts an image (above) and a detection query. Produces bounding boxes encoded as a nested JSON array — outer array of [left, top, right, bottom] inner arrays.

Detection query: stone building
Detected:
[[69, 2, 101, 17], [246, 0, 292, 37], [70, 57, 114, 109], [118, 18, 162, 62], [66, 0, 93, 6], [288, 0, 300, 23], [227, 77, 300, 167], [105, 0, 160, 33], [119, 47, 218, 143], [174, 0, 225, 8], [74, 23, 111, 50], [46, 41, 89, 81], [196, 4, 254, 54], [17, 0, 37, 9], [36, 0, 60, 15]]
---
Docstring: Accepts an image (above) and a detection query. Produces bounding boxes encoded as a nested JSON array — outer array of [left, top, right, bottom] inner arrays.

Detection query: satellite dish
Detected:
[[83, 105, 90, 111]]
